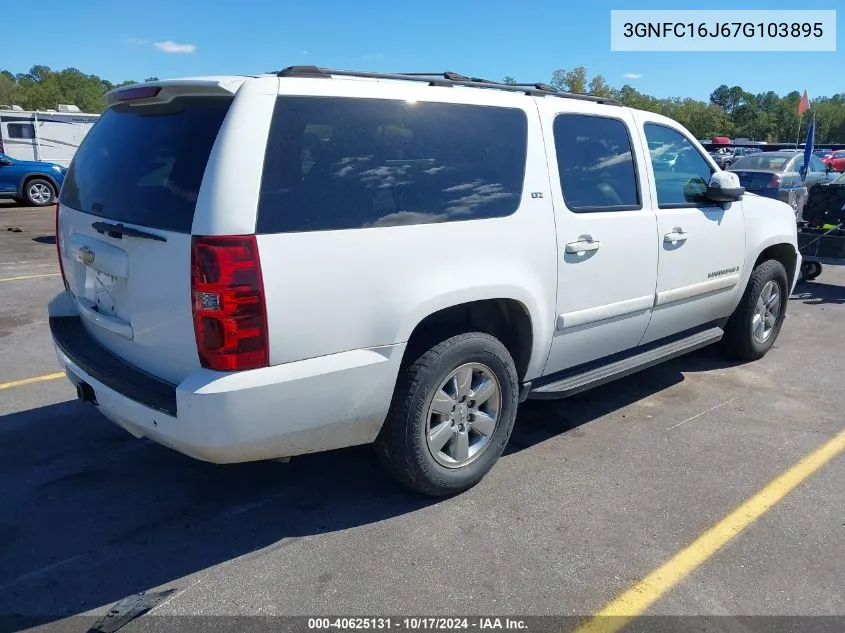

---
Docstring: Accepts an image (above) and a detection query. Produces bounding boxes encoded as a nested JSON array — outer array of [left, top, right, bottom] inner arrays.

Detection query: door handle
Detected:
[[664, 228, 690, 243], [565, 237, 600, 254]]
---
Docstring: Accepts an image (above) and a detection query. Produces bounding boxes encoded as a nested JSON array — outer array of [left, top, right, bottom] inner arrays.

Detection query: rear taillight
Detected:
[[190, 235, 269, 372], [768, 174, 782, 188], [55, 203, 69, 291]]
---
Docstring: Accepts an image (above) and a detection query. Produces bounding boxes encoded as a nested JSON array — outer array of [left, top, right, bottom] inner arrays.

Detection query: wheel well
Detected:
[[403, 299, 533, 381], [754, 243, 797, 287], [21, 174, 57, 197]]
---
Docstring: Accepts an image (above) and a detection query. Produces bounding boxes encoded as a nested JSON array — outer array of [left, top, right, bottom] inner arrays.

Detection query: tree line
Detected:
[[2, 65, 842, 144], [504, 67, 844, 144], [0, 65, 157, 114]]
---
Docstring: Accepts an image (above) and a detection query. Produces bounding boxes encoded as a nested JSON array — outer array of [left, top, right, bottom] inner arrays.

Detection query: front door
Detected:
[[540, 107, 659, 376], [0, 155, 18, 196], [633, 117, 747, 345]]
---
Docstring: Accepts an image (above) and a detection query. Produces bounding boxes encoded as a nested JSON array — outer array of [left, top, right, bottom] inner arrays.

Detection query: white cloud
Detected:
[[154, 41, 197, 54], [624, 73, 643, 79], [300, 50, 308, 56]]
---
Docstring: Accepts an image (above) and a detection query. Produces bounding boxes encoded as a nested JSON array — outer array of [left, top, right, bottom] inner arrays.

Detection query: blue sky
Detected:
[[3, 0, 841, 101]]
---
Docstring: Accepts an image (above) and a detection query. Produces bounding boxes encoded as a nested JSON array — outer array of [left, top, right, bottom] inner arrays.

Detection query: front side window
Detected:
[[644, 123, 714, 207], [257, 97, 528, 233], [552, 114, 640, 212], [809, 156, 826, 172], [8, 123, 35, 139]]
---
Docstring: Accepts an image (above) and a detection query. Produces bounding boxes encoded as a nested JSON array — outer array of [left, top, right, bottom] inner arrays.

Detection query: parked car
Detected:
[[0, 152, 66, 206], [813, 148, 833, 161], [710, 146, 761, 169], [49, 68, 801, 496], [728, 150, 838, 220], [823, 150, 845, 172]]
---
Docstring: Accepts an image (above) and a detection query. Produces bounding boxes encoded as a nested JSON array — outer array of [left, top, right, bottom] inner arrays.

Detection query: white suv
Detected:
[[49, 67, 801, 496]]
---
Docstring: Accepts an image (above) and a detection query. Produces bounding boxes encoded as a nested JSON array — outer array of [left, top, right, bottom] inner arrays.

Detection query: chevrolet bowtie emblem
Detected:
[[76, 245, 96, 266]]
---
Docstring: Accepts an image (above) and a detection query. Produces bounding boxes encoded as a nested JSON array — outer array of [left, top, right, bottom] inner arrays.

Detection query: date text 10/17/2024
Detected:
[[308, 618, 528, 630]]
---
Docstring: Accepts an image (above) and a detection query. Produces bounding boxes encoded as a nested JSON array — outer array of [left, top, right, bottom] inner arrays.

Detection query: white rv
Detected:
[[0, 104, 99, 167]]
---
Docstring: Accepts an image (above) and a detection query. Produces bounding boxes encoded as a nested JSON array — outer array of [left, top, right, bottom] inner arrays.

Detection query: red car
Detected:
[[823, 150, 845, 172]]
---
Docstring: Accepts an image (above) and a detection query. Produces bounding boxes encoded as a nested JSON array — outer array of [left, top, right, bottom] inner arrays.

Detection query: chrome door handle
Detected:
[[664, 228, 690, 243], [565, 238, 600, 254]]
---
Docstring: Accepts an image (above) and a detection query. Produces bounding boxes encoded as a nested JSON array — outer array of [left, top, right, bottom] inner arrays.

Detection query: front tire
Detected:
[[721, 260, 789, 361], [375, 332, 519, 496], [23, 179, 56, 207]]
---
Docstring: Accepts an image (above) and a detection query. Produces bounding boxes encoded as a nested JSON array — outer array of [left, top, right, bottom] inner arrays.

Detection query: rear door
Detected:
[[539, 105, 659, 375], [57, 90, 237, 383]]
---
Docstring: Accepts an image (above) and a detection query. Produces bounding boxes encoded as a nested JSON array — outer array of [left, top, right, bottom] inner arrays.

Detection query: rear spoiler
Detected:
[[103, 77, 249, 108]]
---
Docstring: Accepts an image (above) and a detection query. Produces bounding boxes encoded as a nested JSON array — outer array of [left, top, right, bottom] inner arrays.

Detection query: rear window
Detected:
[[257, 97, 528, 233], [731, 155, 790, 171], [60, 96, 232, 233]]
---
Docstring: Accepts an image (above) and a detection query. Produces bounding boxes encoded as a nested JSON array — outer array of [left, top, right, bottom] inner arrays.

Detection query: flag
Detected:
[[798, 90, 811, 114], [801, 114, 815, 179]]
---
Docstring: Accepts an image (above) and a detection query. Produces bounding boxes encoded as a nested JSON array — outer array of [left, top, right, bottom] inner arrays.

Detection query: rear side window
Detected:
[[552, 114, 641, 212], [257, 97, 528, 232], [8, 123, 35, 139], [60, 97, 233, 233]]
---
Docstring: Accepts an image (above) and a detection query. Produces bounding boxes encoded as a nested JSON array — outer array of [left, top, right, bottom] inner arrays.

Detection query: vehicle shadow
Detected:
[[0, 347, 738, 628], [32, 235, 56, 245], [507, 345, 745, 453], [791, 279, 845, 305]]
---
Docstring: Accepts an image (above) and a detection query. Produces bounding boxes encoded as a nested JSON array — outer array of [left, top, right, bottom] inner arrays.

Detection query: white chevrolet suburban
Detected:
[[49, 67, 801, 496]]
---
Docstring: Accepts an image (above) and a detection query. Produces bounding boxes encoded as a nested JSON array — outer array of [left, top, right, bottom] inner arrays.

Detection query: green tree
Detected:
[[550, 66, 587, 93], [588, 75, 615, 99]]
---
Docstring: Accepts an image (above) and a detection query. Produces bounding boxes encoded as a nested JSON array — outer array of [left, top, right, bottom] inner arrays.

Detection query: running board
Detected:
[[528, 326, 724, 400]]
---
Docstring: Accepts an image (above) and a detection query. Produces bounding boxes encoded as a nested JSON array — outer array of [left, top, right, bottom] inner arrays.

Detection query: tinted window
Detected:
[[8, 123, 35, 139], [731, 155, 790, 171], [257, 97, 527, 233], [644, 123, 713, 207], [60, 97, 232, 233], [552, 114, 640, 212]]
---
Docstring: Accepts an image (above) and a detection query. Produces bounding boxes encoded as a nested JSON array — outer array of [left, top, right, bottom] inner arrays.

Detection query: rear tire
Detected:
[[375, 332, 519, 496], [721, 260, 789, 361], [23, 179, 56, 207]]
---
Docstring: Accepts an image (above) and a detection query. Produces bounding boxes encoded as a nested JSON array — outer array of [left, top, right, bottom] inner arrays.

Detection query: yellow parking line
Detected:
[[0, 272, 60, 283], [0, 372, 66, 391], [574, 428, 845, 633]]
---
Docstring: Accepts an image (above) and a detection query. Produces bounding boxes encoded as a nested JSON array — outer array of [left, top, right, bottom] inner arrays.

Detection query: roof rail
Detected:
[[275, 66, 622, 106]]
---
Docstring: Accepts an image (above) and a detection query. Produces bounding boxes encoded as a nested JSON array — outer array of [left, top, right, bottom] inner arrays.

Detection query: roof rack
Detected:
[[275, 66, 622, 106]]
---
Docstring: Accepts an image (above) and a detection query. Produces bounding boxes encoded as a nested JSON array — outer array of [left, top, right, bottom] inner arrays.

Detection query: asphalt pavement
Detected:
[[1, 201, 842, 633]]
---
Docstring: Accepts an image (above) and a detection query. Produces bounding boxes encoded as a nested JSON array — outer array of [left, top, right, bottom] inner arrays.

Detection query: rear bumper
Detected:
[[48, 292, 404, 463]]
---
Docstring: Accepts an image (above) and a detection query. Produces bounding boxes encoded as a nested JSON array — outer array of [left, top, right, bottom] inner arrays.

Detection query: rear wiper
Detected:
[[91, 221, 167, 243]]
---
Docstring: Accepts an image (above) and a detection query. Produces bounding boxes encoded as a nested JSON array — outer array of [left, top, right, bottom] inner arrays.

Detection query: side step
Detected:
[[528, 326, 724, 400]]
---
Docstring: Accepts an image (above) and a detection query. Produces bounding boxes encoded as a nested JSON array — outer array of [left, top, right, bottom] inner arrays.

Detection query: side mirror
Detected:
[[827, 163, 836, 173], [706, 171, 744, 203], [0, 158, 12, 166]]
